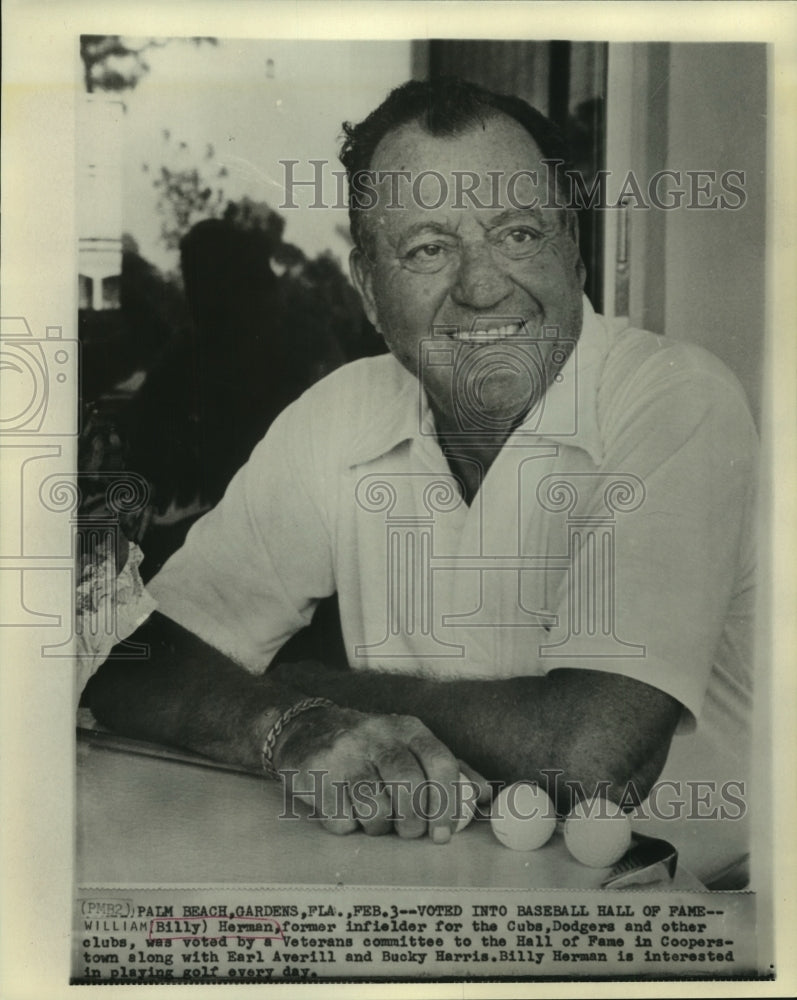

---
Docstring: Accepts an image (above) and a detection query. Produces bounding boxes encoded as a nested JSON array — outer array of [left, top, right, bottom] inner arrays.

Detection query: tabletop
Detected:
[[76, 728, 702, 891]]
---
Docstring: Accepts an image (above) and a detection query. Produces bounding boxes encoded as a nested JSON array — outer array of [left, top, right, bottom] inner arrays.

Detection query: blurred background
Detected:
[[76, 37, 766, 585]]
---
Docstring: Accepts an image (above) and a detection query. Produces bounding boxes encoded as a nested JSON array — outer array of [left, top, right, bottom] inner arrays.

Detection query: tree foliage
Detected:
[[148, 137, 230, 251], [80, 35, 216, 94]]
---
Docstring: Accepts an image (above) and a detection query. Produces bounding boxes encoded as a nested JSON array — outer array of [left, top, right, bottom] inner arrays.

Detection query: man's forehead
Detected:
[[359, 115, 561, 242], [370, 113, 547, 174]]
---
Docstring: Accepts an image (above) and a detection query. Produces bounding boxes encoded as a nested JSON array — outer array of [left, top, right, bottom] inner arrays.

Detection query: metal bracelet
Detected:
[[260, 696, 335, 779]]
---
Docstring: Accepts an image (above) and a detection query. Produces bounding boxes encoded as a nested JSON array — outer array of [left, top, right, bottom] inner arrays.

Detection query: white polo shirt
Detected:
[[149, 298, 758, 879]]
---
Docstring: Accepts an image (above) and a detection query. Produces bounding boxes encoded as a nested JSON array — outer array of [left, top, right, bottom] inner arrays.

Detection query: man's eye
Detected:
[[497, 227, 546, 258], [408, 243, 443, 259], [401, 243, 450, 272]]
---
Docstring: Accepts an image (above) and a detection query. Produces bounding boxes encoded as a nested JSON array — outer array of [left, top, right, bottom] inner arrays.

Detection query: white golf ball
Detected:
[[490, 782, 557, 851], [564, 797, 632, 867], [453, 772, 478, 833]]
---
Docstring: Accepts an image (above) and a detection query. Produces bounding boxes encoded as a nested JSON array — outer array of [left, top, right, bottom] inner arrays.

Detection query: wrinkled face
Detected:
[[351, 114, 586, 436]]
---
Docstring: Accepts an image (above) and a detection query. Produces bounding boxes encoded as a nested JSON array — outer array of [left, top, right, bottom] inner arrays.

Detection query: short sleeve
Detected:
[[540, 340, 758, 723], [147, 397, 336, 671]]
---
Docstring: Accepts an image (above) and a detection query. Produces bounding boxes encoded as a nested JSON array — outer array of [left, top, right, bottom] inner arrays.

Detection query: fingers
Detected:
[[375, 746, 428, 840], [281, 707, 468, 842], [297, 775, 358, 837], [320, 804, 359, 837], [458, 759, 493, 805], [347, 765, 393, 837], [408, 728, 459, 844]]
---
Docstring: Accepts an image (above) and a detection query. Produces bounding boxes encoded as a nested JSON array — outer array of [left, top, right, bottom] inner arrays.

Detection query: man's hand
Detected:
[[85, 616, 490, 844], [272, 704, 485, 843], [271, 658, 682, 812]]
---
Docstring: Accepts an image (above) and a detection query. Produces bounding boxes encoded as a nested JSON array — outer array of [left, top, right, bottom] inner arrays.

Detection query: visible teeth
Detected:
[[450, 323, 522, 342]]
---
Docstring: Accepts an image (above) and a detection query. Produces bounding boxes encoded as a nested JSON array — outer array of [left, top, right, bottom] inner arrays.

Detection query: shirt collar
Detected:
[[346, 362, 423, 467], [347, 295, 609, 469], [519, 295, 607, 466]]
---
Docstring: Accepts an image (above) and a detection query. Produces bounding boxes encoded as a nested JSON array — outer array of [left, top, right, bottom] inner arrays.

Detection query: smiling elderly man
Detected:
[[84, 78, 757, 884]]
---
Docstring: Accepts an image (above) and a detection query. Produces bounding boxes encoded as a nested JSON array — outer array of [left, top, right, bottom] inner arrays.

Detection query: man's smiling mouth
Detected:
[[446, 320, 528, 343]]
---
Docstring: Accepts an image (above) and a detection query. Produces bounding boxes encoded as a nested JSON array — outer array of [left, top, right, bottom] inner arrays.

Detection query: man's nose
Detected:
[[450, 243, 513, 310]]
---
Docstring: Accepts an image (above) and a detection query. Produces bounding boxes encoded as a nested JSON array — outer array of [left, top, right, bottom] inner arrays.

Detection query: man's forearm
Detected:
[[83, 612, 308, 771], [278, 661, 680, 809], [83, 613, 482, 842]]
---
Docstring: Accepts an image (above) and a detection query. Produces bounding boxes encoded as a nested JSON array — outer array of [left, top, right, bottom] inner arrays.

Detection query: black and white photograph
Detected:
[[2, 2, 796, 996]]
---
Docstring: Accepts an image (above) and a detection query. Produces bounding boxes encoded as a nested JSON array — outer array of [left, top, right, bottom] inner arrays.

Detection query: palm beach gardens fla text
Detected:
[[78, 899, 739, 979]]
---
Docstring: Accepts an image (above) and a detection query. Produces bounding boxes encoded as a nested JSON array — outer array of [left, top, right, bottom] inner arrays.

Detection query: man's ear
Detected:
[[565, 209, 588, 290], [350, 248, 379, 330]]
